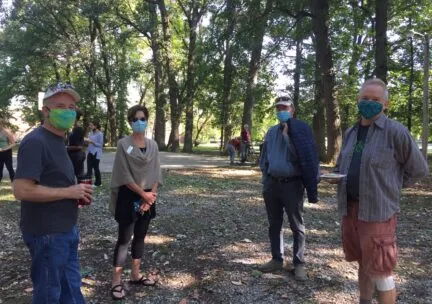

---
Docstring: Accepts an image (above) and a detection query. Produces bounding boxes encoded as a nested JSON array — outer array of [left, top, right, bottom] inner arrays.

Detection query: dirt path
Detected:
[[0, 167, 431, 303]]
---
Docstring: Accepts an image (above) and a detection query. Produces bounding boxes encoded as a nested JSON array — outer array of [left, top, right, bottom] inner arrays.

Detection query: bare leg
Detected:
[[111, 266, 124, 298], [377, 289, 396, 304], [359, 263, 375, 302], [131, 258, 142, 281]]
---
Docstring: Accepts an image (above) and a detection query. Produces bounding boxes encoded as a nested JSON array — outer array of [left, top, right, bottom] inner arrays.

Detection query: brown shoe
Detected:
[[294, 264, 307, 281]]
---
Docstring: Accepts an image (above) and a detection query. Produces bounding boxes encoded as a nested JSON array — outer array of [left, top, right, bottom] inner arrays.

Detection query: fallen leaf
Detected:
[[231, 280, 242, 286], [251, 270, 262, 278]]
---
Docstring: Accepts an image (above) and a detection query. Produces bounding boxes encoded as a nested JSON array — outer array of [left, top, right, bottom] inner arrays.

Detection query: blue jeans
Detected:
[[22, 226, 85, 304]]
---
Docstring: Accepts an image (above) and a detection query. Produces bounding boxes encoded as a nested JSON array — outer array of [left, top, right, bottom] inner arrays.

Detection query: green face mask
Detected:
[[47, 108, 76, 130]]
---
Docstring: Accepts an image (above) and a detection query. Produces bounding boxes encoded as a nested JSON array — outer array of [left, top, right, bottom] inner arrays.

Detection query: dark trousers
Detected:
[[86, 152, 101, 186], [0, 148, 14, 182], [113, 215, 151, 267], [68, 151, 85, 177], [22, 226, 85, 304], [263, 178, 305, 265]]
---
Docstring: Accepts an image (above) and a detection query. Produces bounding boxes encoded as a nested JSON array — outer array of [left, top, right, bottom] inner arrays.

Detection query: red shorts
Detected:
[[342, 201, 397, 277]]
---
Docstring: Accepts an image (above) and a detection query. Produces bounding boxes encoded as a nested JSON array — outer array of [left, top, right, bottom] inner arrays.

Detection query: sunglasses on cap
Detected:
[[47, 82, 76, 91], [132, 117, 147, 122]]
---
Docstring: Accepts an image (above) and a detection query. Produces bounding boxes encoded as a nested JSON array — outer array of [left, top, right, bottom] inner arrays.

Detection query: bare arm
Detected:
[[13, 179, 93, 203], [5, 129, 15, 145], [0, 129, 16, 151]]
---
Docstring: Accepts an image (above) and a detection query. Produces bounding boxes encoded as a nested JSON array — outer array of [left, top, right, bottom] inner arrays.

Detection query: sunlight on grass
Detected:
[[305, 201, 337, 211], [164, 272, 198, 289], [145, 234, 176, 245], [0, 184, 15, 202], [308, 229, 331, 237], [81, 285, 96, 298]]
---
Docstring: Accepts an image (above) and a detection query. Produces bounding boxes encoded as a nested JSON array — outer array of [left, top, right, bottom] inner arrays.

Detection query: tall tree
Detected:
[[375, 0, 388, 82], [242, 0, 274, 135], [311, 0, 342, 163], [149, 1, 166, 149], [220, 0, 238, 148], [179, 0, 208, 153], [158, 0, 182, 152]]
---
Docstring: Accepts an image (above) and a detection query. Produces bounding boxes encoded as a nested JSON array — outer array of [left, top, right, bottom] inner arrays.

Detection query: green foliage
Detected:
[[0, 0, 431, 144]]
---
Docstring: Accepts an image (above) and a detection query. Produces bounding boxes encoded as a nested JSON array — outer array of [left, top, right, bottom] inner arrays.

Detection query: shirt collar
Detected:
[[355, 114, 386, 130], [373, 114, 386, 129]]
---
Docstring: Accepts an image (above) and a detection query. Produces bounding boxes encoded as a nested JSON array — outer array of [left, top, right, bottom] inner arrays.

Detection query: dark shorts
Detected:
[[342, 201, 397, 277]]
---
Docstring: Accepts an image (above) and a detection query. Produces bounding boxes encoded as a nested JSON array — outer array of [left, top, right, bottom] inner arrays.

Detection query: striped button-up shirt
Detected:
[[334, 115, 429, 222]]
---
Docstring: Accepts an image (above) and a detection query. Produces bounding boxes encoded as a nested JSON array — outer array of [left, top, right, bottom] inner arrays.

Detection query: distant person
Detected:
[[67, 109, 86, 177], [109, 105, 162, 300], [13, 82, 93, 303], [240, 124, 251, 163], [86, 121, 103, 187], [0, 121, 15, 183], [329, 78, 429, 304], [225, 138, 238, 165], [258, 96, 319, 281]]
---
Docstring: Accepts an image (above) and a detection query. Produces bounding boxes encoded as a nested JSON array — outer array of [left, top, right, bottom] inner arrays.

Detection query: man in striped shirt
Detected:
[[333, 78, 429, 304]]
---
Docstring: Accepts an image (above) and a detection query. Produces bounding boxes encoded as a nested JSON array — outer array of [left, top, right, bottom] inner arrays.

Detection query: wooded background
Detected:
[[0, 0, 431, 162]]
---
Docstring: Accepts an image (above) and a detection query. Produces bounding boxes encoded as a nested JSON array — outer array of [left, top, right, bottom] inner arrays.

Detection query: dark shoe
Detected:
[[111, 284, 125, 300], [258, 259, 283, 273], [294, 264, 307, 281]]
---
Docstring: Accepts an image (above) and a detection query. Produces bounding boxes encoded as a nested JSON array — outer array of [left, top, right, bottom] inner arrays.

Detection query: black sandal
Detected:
[[129, 275, 157, 286], [111, 284, 125, 300]]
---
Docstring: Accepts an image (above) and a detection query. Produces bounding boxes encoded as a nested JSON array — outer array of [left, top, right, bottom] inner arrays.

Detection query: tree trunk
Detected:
[[375, 0, 388, 83], [293, 19, 302, 111], [242, 0, 273, 134], [150, 1, 166, 149], [182, 3, 205, 153], [107, 96, 117, 146], [421, 35, 429, 160], [182, 24, 197, 153], [311, 0, 342, 163], [313, 58, 326, 160], [407, 17, 414, 131], [94, 18, 117, 146], [158, 0, 181, 152], [221, 0, 237, 149]]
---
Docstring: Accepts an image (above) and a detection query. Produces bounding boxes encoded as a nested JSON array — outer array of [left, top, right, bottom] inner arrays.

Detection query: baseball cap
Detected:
[[275, 96, 293, 107], [43, 82, 80, 102]]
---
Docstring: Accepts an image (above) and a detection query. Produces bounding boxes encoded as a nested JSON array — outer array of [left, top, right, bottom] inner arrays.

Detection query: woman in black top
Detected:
[[67, 109, 86, 177]]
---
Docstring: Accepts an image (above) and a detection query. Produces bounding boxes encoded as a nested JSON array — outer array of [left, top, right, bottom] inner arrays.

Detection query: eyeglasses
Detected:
[[132, 117, 147, 122]]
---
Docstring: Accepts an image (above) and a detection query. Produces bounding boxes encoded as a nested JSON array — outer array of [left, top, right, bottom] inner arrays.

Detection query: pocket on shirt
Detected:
[[371, 147, 395, 169]]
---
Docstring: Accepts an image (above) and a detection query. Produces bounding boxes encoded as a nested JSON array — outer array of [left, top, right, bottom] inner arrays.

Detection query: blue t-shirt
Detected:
[[16, 127, 78, 235]]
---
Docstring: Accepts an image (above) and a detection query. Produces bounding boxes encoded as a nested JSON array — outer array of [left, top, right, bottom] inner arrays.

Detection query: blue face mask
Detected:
[[277, 111, 291, 122], [131, 120, 147, 133], [358, 100, 383, 119]]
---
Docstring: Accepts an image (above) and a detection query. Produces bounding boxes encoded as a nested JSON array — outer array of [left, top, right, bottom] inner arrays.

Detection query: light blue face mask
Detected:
[[277, 111, 291, 122], [131, 120, 147, 133]]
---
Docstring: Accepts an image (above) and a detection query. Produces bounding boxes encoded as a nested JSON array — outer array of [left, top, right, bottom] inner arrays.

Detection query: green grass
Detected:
[[0, 181, 15, 202]]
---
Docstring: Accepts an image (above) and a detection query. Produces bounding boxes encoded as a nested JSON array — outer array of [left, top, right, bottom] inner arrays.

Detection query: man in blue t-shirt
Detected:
[[13, 82, 93, 303]]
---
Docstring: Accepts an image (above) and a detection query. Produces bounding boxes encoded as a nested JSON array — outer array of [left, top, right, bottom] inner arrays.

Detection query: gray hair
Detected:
[[360, 78, 389, 101]]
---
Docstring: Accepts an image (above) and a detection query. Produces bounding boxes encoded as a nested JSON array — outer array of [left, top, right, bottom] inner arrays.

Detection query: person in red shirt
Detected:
[[240, 124, 251, 163]]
